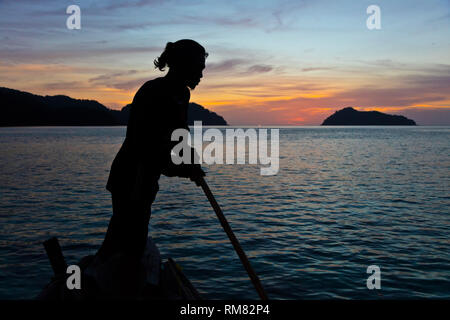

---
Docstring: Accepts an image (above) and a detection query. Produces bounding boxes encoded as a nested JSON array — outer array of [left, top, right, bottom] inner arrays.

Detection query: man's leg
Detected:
[[96, 188, 154, 261], [95, 193, 123, 261], [120, 194, 153, 258], [94, 189, 155, 297]]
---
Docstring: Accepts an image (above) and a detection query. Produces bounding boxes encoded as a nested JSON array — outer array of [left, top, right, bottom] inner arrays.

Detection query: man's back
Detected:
[[106, 77, 190, 195]]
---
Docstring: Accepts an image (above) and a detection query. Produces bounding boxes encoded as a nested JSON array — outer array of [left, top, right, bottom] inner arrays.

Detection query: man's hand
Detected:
[[189, 164, 205, 186], [161, 160, 205, 185]]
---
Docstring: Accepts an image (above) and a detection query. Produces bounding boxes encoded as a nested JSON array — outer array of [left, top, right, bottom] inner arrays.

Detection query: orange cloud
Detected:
[[2, 60, 449, 125]]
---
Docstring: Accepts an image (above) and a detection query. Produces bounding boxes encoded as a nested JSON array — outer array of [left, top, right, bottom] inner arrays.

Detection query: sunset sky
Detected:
[[1, 0, 449, 125]]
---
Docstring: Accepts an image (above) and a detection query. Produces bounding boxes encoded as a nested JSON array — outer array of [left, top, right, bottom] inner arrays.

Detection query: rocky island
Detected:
[[0, 87, 227, 126], [321, 107, 416, 125]]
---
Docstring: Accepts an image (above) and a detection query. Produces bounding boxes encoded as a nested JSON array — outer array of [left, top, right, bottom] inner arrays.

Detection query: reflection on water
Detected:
[[0, 126, 449, 299]]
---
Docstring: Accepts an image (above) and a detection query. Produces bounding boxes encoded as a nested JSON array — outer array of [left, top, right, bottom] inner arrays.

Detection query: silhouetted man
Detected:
[[95, 40, 207, 293]]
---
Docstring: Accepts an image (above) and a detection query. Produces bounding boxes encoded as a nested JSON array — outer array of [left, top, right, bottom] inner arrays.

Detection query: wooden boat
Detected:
[[37, 237, 201, 300]]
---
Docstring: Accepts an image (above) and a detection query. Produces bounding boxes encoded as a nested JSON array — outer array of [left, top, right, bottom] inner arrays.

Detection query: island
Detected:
[[0, 87, 227, 126], [321, 107, 416, 125]]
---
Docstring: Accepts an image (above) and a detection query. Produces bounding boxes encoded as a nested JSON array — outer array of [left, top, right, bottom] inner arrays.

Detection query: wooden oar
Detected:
[[196, 176, 268, 300]]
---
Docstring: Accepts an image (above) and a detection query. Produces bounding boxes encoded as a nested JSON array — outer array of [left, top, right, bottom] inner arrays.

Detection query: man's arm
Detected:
[[160, 89, 205, 180], [131, 83, 204, 180]]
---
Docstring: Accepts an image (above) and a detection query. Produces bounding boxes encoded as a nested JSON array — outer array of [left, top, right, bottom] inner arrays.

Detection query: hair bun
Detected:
[[166, 42, 174, 50], [154, 39, 207, 72]]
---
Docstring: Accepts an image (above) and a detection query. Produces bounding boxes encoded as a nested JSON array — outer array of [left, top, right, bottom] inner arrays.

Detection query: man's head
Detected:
[[154, 39, 208, 89]]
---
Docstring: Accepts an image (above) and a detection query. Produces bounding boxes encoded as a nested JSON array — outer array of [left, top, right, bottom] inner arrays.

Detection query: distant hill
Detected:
[[116, 102, 227, 126], [0, 87, 227, 126], [322, 107, 416, 125]]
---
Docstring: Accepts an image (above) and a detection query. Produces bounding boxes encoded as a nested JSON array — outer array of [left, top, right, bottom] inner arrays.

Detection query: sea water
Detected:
[[0, 126, 449, 299]]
